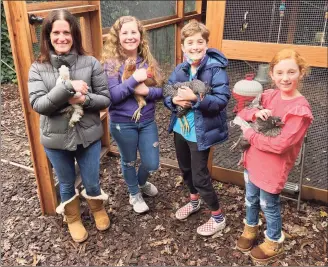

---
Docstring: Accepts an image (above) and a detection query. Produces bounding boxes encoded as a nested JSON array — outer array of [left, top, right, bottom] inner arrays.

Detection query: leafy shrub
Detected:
[[1, 2, 17, 84]]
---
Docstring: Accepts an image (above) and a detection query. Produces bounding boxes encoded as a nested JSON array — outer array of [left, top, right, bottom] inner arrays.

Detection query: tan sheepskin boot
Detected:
[[81, 189, 110, 231], [56, 191, 88, 243], [236, 219, 262, 252], [250, 230, 285, 264]]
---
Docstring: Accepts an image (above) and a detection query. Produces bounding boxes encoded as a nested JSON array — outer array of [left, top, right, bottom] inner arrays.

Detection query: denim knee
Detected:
[[140, 160, 159, 174], [121, 159, 137, 169], [245, 194, 260, 207]]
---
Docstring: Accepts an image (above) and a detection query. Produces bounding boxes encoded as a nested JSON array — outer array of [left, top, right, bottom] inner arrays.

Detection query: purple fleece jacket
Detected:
[[104, 57, 163, 123]]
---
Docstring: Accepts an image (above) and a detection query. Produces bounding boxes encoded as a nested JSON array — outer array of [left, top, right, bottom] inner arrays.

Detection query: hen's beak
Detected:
[[276, 121, 284, 127]]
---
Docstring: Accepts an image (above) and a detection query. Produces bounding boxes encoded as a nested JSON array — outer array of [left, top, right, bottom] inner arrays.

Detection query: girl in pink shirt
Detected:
[[235, 49, 313, 264]]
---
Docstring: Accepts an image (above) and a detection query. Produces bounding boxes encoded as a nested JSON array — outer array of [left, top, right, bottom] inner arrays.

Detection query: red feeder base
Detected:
[[232, 92, 256, 113]]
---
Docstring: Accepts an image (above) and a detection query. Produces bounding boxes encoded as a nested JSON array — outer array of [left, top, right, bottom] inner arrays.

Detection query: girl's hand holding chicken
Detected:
[[132, 68, 148, 82], [255, 109, 272, 121]]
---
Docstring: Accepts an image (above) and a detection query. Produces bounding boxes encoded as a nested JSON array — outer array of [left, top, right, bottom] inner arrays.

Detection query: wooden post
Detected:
[[205, 0, 227, 175], [195, 0, 202, 14], [206, 0, 226, 50], [80, 14, 94, 55], [175, 0, 185, 65], [88, 1, 103, 60], [3, 1, 58, 215]]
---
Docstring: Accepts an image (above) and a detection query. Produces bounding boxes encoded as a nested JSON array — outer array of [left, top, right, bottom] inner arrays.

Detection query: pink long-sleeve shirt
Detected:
[[237, 89, 313, 194]]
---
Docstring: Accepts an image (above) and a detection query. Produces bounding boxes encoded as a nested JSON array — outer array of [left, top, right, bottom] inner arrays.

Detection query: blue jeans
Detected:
[[244, 170, 282, 241], [110, 119, 160, 195], [44, 140, 102, 202]]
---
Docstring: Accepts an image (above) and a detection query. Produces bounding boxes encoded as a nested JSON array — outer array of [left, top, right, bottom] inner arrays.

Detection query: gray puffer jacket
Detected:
[[28, 50, 111, 151]]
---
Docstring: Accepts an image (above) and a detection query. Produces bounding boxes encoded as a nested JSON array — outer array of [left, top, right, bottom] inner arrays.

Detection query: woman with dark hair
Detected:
[[28, 9, 111, 243]]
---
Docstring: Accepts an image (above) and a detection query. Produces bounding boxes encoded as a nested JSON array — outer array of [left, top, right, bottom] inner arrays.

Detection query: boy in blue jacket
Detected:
[[164, 20, 230, 236]]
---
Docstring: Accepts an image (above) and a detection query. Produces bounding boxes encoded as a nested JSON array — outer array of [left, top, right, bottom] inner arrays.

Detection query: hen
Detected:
[[163, 79, 210, 133], [122, 58, 157, 122], [230, 115, 284, 166], [57, 65, 84, 127]]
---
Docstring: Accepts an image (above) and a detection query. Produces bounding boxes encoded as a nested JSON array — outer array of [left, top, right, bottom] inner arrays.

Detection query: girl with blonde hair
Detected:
[[102, 16, 163, 213]]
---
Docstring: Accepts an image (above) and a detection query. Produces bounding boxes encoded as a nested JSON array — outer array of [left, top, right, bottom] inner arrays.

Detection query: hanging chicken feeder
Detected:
[[232, 73, 263, 113]]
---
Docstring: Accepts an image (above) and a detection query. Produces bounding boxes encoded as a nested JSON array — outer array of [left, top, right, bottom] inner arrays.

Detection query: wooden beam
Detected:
[[102, 14, 202, 37], [211, 166, 328, 203], [196, 0, 202, 14], [221, 40, 328, 67], [145, 17, 181, 31], [206, 0, 226, 50], [27, 5, 99, 18], [107, 148, 328, 204], [100, 113, 110, 149], [88, 1, 103, 60], [80, 14, 93, 55], [204, 1, 227, 176], [175, 0, 185, 65], [3, 1, 57, 215], [26, 1, 90, 12]]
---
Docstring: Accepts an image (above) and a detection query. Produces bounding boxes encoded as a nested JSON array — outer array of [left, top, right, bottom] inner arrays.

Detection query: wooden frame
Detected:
[[206, 0, 327, 68], [221, 40, 328, 68], [3, 0, 109, 215]]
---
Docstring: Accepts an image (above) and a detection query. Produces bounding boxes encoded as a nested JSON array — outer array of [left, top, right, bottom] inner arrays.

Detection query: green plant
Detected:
[[1, 2, 17, 84]]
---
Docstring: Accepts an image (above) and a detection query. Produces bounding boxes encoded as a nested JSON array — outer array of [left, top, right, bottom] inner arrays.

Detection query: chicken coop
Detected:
[[4, 0, 327, 215]]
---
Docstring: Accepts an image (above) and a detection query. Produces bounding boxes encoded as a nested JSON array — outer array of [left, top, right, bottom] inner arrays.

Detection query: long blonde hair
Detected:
[[102, 16, 162, 85]]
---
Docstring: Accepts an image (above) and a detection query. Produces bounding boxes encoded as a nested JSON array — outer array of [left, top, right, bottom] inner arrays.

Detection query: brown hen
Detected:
[[122, 58, 157, 122]]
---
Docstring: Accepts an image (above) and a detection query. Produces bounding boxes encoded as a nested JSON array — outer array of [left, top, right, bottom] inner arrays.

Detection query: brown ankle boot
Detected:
[[236, 219, 262, 252], [56, 191, 88, 243], [81, 189, 110, 231], [250, 230, 285, 264]]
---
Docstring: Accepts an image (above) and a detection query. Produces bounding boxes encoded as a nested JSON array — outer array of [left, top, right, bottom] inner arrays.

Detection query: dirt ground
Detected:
[[1, 83, 328, 266]]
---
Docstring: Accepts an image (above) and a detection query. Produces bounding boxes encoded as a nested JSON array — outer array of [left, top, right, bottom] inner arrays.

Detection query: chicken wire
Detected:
[[213, 60, 328, 190], [224, 0, 328, 46]]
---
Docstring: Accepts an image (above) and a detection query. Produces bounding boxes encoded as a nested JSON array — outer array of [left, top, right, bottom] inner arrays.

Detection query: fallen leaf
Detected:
[[320, 211, 328, 218], [287, 225, 308, 236], [3, 239, 11, 251], [175, 176, 183, 187], [285, 240, 297, 251], [224, 226, 231, 233], [31, 253, 40, 266], [150, 238, 173, 247], [301, 240, 313, 250], [312, 224, 320, 232], [154, 224, 165, 231], [16, 258, 27, 265]]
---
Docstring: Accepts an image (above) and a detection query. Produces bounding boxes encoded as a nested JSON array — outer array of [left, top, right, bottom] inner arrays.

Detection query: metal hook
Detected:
[[244, 11, 249, 20], [28, 14, 44, 25]]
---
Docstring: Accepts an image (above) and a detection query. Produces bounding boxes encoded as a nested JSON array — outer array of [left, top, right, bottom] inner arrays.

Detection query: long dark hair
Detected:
[[38, 9, 86, 63]]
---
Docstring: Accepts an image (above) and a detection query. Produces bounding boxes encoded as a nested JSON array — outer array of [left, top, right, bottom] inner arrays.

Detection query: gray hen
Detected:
[[163, 79, 210, 132], [230, 116, 284, 166]]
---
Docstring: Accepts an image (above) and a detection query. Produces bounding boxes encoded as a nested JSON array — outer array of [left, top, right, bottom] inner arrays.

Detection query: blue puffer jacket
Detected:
[[163, 48, 230, 151]]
